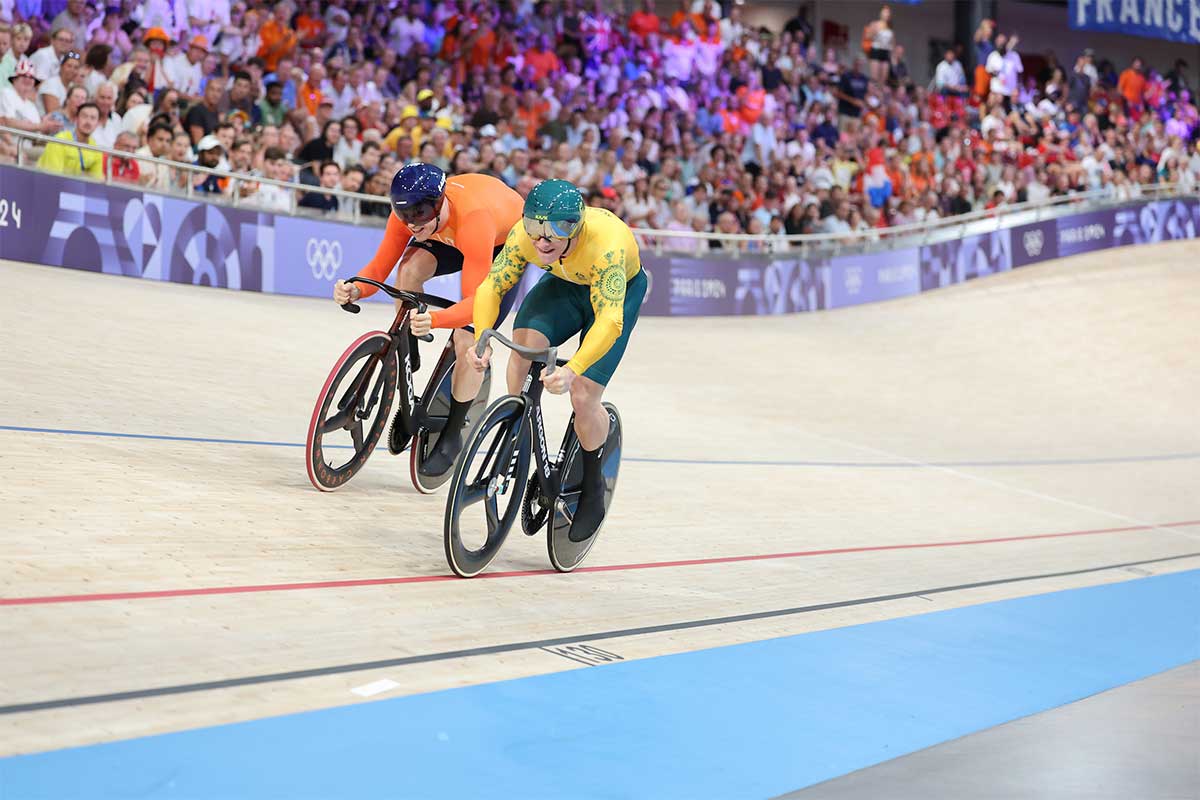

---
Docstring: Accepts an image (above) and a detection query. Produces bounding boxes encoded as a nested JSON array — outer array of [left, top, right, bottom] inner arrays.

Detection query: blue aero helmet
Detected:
[[390, 162, 446, 227]]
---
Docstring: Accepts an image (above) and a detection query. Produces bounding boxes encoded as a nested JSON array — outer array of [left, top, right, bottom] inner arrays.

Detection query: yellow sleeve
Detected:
[[566, 248, 628, 376], [472, 223, 531, 340]]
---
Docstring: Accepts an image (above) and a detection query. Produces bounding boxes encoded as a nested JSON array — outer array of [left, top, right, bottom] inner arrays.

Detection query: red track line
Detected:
[[3, 519, 1198, 607]]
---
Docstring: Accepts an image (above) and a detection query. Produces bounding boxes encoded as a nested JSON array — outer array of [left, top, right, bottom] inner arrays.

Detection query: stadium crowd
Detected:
[[1, 0, 1198, 248]]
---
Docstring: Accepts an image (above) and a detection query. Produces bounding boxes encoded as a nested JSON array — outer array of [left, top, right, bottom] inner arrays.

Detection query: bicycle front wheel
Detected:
[[305, 332, 396, 492], [443, 395, 530, 577]]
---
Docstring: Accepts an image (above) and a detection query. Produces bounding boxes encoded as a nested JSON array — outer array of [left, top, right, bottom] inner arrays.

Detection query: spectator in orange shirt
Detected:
[[257, 1, 298, 73], [668, 0, 706, 37], [524, 34, 560, 82], [298, 62, 324, 116], [737, 72, 766, 125], [295, 0, 327, 49], [516, 88, 549, 142], [1117, 57, 1146, 112], [628, 0, 661, 42]]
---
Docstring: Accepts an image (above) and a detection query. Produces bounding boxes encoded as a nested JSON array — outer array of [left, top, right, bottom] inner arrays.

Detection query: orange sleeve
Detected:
[[429, 209, 496, 329], [355, 213, 412, 298]]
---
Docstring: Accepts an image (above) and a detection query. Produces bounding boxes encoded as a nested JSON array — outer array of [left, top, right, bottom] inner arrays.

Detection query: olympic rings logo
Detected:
[[307, 238, 343, 280]]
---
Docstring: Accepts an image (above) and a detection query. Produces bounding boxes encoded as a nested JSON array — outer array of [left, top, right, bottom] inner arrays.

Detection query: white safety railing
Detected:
[[2, 124, 1192, 252], [630, 182, 1194, 257], [1, 124, 392, 225]]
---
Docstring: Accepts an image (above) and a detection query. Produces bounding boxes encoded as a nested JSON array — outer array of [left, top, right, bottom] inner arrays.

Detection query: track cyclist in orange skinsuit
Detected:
[[333, 163, 523, 477]]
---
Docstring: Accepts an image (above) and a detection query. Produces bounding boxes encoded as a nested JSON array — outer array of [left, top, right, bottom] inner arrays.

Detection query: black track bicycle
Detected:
[[305, 276, 491, 494], [443, 329, 623, 578]]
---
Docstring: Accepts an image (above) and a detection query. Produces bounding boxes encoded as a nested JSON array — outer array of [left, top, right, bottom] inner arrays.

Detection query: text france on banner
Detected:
[[1069, 0, 1200, 44]]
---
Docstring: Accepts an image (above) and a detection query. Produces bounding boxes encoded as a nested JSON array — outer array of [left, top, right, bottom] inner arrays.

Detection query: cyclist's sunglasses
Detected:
[[393, 197, 441, 227], [523, 216, 580, 242]]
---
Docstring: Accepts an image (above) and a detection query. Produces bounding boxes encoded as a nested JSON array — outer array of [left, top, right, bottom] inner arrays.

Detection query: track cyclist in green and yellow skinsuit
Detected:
[[466, 179, 647, 543]]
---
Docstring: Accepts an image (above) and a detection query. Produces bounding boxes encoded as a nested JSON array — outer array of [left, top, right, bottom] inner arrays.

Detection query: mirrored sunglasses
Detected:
[[523, 216, 578, 241]]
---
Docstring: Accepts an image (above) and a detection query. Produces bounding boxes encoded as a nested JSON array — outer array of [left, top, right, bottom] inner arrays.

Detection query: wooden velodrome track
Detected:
[[1, 240, 1197, 758]]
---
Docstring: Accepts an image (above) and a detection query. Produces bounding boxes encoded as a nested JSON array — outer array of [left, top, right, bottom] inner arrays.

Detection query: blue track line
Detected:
[[2, 424, 1199, 469]]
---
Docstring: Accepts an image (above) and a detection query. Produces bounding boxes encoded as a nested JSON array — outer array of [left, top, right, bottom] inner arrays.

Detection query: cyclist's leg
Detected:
[[507, 273, 586, 394], [413, 241, 483, 475], [394, 243, 437, 303], [451, 245, 513, 401], [567, 269, 647, 541]]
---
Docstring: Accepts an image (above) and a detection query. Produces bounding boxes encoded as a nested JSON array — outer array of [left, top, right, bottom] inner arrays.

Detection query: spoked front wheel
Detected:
[[443, 396, 531, 577], [547, 402, 623, 572], [305, 332, 397, 491]]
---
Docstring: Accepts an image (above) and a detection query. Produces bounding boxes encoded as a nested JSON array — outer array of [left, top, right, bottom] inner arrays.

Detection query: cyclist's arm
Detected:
[[568, 252, 628, 376], [429, 209, 495, 330], [473, 224, 531, 339], [353, 213, 413, 298]]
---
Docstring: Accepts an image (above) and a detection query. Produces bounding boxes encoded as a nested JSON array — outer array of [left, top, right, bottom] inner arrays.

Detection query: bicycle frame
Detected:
[[521, 362, 579, 508], [343, 277, 455, 439]]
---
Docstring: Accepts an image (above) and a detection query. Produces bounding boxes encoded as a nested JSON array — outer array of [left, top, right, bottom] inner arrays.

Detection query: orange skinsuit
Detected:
[[353, 174, 523, 329]]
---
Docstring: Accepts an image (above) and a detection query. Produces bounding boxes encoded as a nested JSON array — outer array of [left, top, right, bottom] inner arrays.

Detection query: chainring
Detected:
[[521, 474, 549, 536]]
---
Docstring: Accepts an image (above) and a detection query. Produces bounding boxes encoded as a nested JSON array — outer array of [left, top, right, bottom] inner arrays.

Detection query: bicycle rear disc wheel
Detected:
[[547, 403, 622, 572], [305, 332, 397, 491], [443, 395, 530, 577], [411, 362, 492, 495]]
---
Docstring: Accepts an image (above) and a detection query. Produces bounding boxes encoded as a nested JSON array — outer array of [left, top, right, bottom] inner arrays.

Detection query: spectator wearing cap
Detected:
[[37, 46, 78, 114], [192, 134, 226, 193], [29, 24, 74, 81], [36, 99, 102, 177], [185, 75, 223, 145], [0, 57, 62, 146], [49, 0, 88, 51], [137, 28, 172, 92], [165, 34, 209, 97], [1, 23, 27, 89]]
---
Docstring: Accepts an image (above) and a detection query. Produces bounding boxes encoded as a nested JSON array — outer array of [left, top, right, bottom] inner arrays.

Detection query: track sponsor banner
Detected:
[[0, 167, 272, 290], [830, 248, 923, 307], [2, 165, 1196, 317], [636, 254, 831, 315], [1069, 0, 1200, 45], [1011, 219, 1059, 267]]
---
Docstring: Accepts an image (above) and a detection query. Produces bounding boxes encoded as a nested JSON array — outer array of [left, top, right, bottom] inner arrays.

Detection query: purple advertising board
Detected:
[[2, 164, 1196, 318]]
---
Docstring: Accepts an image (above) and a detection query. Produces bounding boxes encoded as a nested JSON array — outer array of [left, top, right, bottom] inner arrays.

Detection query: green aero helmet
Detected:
[[523, 179, 585, 241]]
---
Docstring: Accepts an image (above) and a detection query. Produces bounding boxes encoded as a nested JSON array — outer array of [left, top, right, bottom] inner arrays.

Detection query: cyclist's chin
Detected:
[[533, 242, 566, 263]]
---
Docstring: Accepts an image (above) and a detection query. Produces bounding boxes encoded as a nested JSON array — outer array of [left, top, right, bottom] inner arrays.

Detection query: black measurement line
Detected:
[[1, 552, 1195, 716]]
